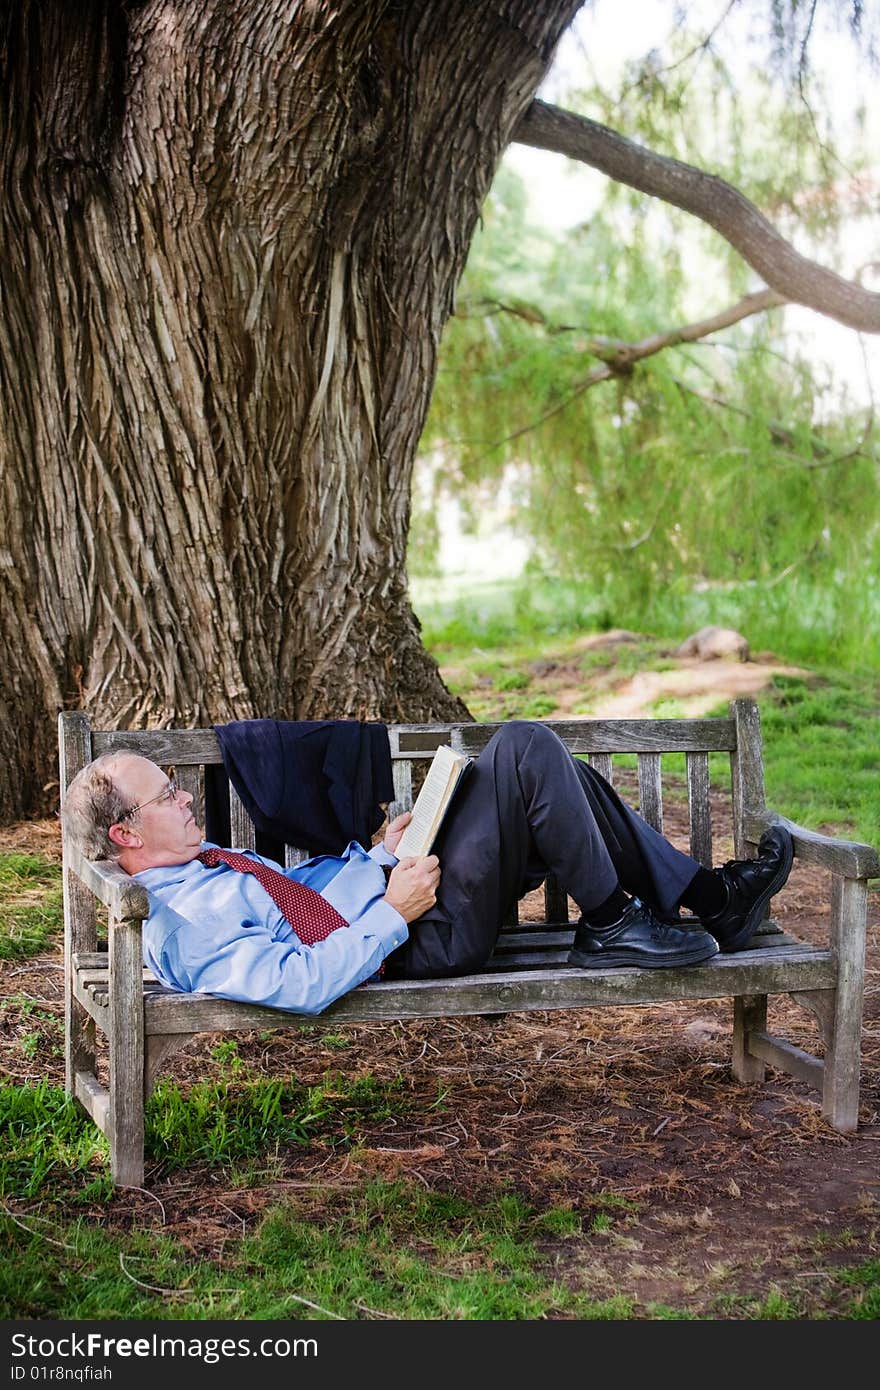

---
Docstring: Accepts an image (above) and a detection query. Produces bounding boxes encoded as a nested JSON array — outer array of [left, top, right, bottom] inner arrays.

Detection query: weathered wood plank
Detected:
[[732, 994, 767, 1083], [67, 852, 150, 923], [451, 719, 737, 755], [686, 751, 713, 868], [89, 717, 740, 763], [141, 948, 836, 1032], [493, 930, 575, 951], [284, 845, 310, 868], [745, 809, 880, 879], [390, 757, 414, 819], [229, 785, 256, 851], [483, 949, 570, 970], [59, 711, 98, 1099], [589, 752, 613, 784], [72, 975, 110, 1028], [176, 765, 204, 835], [74, 1070, 110, 1137], [637, 753, 663, 833], [74, 952, 119, 970], [541, 877, 570, 926], [822, 875, 868, 1133], [91, 728, 223, 763], [730, 698, 766, 858], [746, 1030, 824, 1091], [108, 917, 145, 1187]]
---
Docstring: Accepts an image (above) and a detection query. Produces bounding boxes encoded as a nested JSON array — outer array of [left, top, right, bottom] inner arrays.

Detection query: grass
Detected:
[[760, 671, 880, 848], [0, 852, 63, 960], [414, 575, 880, 848], [2, 1160, 878, 1319], [0, 1072, 411, 1200], [0, 1181, 643, 1320]]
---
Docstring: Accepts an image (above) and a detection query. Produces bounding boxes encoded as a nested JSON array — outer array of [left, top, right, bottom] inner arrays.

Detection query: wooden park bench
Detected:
[[59, 701, 880, 1187]]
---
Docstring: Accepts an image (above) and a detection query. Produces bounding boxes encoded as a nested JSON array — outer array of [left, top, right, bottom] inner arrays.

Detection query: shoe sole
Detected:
[[568, 940, 719, 969], [719, 829, 794, 953]]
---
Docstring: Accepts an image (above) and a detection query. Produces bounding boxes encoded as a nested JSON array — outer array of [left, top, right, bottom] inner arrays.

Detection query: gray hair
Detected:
[[60, 750, 142, 861]]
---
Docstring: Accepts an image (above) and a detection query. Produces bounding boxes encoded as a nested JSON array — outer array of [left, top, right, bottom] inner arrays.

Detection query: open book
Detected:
[[393, 744, 473, 859]]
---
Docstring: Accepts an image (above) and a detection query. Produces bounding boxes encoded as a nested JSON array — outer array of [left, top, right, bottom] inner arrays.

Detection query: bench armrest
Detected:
[[745, 808, 880, 880], [66, 847, 151, 923]]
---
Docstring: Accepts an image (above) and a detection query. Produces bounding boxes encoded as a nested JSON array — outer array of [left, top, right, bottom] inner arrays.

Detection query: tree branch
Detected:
[[512, 98, 880, 333], [458, 287, 783, 458]]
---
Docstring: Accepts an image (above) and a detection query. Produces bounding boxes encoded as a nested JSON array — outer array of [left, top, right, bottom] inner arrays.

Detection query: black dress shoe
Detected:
[[568, 898, 719, 969], [700, 825, 794, 953]]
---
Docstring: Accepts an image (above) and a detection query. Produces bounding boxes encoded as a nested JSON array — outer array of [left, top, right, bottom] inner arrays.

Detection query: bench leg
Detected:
[[64, 872, 98, 1100], [822, 876, 867, 1134], [732, 994, 767, 1083], [108, 917, 146, 1187]]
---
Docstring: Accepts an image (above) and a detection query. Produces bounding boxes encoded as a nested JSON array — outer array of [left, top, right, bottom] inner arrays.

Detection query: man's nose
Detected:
[[179, 788, 194, 807]]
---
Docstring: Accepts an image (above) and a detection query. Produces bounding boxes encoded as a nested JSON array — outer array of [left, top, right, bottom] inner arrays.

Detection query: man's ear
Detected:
[[108, 821, 142, 850]]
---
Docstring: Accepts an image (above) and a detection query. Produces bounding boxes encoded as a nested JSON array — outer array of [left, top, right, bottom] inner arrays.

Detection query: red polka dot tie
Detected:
[[198, 847, 349, 945]]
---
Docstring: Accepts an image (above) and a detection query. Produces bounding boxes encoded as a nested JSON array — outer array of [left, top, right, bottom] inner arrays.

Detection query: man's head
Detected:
[[61, 752, 203, 874]]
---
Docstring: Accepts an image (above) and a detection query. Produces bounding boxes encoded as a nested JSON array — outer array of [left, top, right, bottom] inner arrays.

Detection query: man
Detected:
[[61, 722, 793, 1015]]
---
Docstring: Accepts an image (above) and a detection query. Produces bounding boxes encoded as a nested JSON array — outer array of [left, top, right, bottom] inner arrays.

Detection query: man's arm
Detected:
[[143, 895, 407, 1016]]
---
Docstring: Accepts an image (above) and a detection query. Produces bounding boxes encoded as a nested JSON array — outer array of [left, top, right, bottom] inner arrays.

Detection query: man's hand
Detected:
[[383, 810, 413, 856], [383, 855, 440, 923]]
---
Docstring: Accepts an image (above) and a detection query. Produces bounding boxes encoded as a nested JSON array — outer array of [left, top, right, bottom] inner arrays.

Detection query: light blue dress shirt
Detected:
[[138, 840, 408, 1015]]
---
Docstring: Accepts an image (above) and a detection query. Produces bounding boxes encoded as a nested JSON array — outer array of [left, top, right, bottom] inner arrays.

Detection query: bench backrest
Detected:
[[60, 702, 766, 929]]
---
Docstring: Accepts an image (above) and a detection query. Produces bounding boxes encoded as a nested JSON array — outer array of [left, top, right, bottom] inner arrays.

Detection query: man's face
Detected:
[[110, 754, 203, 868]]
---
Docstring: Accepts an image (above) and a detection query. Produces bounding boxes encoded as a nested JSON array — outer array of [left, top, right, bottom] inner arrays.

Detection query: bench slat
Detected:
[[229, 784, 256, 851], [542, 875, 569, 926], [140, 947, 835, 1031], [91, 717, 739, 765], [637, 752, 663, 833], [176, 766, 204, 834], [589, 752, 613, 784], [391, 757, 414, 819], [91, 729, 223, 763], [687, 751, 713, 867]]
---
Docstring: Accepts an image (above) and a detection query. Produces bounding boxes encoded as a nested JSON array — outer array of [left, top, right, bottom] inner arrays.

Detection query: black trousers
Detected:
[[384, 721, 701, 979]]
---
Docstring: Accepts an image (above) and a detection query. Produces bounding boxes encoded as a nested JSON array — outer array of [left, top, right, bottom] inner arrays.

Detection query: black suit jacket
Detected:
[[204, 719, 394, 859]]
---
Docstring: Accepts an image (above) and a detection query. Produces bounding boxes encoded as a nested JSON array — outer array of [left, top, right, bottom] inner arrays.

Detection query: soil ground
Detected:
[[2, 653, 879, 1317]]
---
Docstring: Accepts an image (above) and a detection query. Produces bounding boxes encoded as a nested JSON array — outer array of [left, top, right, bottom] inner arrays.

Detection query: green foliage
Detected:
[[0, 852, 63, 960], [414, 14, 879, 668], [418, 173, 878, 631]]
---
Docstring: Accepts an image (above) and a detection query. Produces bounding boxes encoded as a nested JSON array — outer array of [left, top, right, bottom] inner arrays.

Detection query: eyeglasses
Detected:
[[124, 776, 179, 818]]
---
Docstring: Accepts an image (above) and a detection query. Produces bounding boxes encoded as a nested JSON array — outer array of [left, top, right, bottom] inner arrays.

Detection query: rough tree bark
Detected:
[[0, 0, 582, 819]]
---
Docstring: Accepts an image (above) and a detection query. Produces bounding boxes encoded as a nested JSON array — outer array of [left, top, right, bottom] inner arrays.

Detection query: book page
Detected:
[[395, 745, 462, 858]]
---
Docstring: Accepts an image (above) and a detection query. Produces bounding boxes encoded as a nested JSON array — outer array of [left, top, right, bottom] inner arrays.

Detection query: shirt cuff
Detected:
[[351, 897, 408, 955], [368, 842, 399, 868]]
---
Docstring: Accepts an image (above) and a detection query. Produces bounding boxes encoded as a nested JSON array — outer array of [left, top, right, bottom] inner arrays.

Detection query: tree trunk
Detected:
[[0, 0, 582, 820]]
